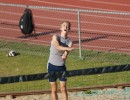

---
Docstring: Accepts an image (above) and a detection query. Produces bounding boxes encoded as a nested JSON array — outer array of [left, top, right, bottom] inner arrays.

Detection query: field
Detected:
[[0, 40, 130, 93]]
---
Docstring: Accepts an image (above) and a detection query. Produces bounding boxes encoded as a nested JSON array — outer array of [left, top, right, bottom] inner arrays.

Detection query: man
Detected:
[[47, 21, 74, 100]]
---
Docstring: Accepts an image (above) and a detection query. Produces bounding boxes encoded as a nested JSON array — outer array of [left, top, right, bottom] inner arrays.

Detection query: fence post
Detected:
[[77, 11, 82, 59]]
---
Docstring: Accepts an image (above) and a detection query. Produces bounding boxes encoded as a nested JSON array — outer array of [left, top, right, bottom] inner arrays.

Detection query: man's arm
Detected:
[[62, 41, 73, 60], [52, 35, 73, 51]]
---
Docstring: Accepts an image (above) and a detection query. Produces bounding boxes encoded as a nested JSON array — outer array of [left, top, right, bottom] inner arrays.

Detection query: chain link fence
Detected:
[[0, 3, 130, 93]]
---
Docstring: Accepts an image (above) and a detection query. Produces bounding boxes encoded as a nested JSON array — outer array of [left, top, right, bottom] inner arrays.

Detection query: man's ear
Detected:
[[68, 26, 71, 31]]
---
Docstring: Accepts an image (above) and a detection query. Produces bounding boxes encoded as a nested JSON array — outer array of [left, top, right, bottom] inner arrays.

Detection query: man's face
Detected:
[[60, 22, 70, 33]]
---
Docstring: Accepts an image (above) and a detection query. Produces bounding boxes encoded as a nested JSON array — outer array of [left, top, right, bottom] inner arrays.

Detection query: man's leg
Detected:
[[60, 81, 68, 100], [50, 82, 58, 100]]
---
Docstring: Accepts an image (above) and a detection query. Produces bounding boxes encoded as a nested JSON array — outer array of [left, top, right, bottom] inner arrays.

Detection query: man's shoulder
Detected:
[[52, 34, 60, 38]]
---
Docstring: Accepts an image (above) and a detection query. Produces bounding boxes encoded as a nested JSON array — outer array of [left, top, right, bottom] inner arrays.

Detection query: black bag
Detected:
[[19, 8, 34, 34]]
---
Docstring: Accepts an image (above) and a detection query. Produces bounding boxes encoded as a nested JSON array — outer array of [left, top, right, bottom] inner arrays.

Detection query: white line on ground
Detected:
[[80, 0, 130, 7], [29, 0, 127, 12]]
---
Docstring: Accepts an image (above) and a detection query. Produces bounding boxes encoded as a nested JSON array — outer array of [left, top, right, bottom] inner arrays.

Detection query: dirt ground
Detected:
[[0, 88, 130, 100]]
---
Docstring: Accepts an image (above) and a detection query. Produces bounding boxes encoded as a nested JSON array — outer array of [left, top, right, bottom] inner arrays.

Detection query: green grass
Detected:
[[0, 40, 130, 92]]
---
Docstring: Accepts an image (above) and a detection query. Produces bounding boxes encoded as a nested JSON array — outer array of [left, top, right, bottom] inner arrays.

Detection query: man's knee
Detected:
[[51, 88, 57, 93], [61, 87, 67, 93]]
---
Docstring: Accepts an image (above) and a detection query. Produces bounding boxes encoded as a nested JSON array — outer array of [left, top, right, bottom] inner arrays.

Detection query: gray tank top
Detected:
[[48, 34, 72, 66]]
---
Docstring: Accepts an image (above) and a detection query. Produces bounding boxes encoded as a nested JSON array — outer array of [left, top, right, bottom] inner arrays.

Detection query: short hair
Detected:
[[61, 21, 71, 30]]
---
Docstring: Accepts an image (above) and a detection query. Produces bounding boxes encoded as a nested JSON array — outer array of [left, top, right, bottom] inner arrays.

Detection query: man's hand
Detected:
[[66, 47, 74, 51], [62, 53, 67, 60]]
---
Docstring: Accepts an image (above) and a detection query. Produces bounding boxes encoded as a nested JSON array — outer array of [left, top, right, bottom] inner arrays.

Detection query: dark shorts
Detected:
[[47, 63, 67, 82]]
